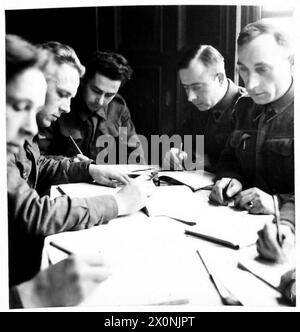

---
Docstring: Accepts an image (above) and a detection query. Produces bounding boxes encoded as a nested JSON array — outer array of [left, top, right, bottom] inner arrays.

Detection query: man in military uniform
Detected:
[[39, 51, 145, 165], [163, 44, 245, 172], [210, 19, 295, 263]]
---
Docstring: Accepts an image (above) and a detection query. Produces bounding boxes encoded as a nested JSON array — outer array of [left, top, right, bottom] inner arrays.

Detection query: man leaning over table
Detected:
[[38, 50, 146, 165], [209, 19, 295, 263], [8, 40, 152, 288], [163, 44, 245, 172]]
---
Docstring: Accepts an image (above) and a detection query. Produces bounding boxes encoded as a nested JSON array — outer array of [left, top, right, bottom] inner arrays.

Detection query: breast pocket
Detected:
[[229, 130, 256, 175], [264, 138, 294, 192]]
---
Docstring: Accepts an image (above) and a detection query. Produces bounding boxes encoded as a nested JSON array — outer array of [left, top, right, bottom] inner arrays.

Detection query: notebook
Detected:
[[157, 170, 214, 191]]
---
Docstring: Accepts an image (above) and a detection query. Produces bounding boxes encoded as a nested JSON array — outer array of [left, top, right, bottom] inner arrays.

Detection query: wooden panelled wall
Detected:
[[6, 5, 237, 138]]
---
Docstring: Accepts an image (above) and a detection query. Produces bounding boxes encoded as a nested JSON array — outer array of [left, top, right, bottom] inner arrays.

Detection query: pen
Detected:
[[69, 135, 84, 155], [56, 186, 66, 196], [49, 241, 73, 255], [273, 195, 283, 246], [196, 250, 243, 306]]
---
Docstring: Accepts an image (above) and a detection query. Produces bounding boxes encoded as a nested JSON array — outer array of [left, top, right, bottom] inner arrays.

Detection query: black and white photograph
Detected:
[[0, 0, 298, 314]]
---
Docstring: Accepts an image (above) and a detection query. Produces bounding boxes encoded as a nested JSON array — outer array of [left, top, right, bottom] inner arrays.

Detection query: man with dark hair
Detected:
[[8, 41, 150, 287], [163, 44, 244, 171], [39, 51, 145, 165], [210, 19, 295, 263]]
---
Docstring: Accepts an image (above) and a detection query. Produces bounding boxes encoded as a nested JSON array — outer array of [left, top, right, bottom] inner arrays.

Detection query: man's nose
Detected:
[[246, 72, 260, 92], [24, 111, 38, 137], [187, 88, 197, 102], [98, 94, 105, 106], [60, 99, 71, 114]]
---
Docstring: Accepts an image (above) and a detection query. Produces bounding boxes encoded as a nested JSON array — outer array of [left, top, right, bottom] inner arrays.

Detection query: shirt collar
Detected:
[[253, 79, 294, 122], [76, 92, 108, 122], [210, 79, 239, 115], [269, 78, 294, 114]]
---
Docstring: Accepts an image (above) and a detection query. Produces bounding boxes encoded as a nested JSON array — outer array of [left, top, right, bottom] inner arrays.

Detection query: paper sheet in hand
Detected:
[[158, 170, 214, 191]]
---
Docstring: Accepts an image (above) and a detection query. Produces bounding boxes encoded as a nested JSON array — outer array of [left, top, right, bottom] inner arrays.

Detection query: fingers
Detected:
[[226, 179, 241, 198], [256, 224, 281, 262], [96, 177, 117, 188], [111, 173, 131, 185], [209, 178, 232, 205], [164, 148, 187, 170], [76, 154, 91, 162]]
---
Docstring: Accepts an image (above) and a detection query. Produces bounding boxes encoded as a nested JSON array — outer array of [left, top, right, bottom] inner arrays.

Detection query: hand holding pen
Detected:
[[69, 136, 92, 162], [256, 221, 295, 264], [209, 177, 242, 206]]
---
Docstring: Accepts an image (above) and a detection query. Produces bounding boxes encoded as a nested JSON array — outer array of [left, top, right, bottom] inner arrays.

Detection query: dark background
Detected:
[[5, 5, 252, 138]]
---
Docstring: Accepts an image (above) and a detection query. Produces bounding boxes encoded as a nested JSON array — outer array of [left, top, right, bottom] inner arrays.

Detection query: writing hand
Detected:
[[209, 178, 242, 205], [115, 180, 155, 216], [16, 254, 111, 308], [72, 154, 91, 162], [256, 223, 295, 263], [278, 269, 296, 306], [234, 188, 275, 214], [89, 164, 131, 187]]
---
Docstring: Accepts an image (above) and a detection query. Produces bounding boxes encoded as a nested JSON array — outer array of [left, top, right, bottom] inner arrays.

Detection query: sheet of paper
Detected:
[[43, 220, 200, 306], [185, 191, 274, 248], [158, 170, 214, 191]]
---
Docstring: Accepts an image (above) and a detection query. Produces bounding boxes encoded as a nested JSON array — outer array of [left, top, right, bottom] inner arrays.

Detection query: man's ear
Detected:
[[216, 73, 225, 85], [288, 54, 294, 73]]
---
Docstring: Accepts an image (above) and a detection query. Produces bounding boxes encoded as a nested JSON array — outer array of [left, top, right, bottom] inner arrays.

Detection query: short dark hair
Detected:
[[237, 19, 293, 51], [6, 34, 49, 84], [39, 41, 85, 77], [178, 44, 224, 71], [84, 51, 133, 86]]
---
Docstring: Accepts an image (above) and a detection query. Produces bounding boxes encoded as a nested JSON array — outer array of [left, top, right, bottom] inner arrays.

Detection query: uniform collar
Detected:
[[253, 79, 294, 122], [210, 79, 239, 115], [75, 91, 109, 122], [269, 78, 294, 114]]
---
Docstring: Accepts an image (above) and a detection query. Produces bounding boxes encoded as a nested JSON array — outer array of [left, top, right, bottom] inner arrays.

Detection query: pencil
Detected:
[[49, 241, 73, 255], [273, 195, 283, 246], [69, 135, 84, 155], [196, 250, 243, 306]]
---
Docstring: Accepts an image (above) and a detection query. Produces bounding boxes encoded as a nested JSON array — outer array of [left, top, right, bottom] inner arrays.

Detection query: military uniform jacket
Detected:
[[216, 82, 294, 229], [39, 93, 146, 165], [179, 79, 245, 170], [7, 137, 118, 286]]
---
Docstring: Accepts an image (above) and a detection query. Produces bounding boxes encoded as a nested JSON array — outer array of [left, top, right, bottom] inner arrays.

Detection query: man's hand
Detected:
[[234, 188, 275, 214], [115, 180, 155, 216], [72, 154, 91, 162], [278, 269, 296, 306], [163, 148, 188, 171], [257, 223, 295, 263], [209, 178, 242, 205], [89, 164, 131, 187], [17, 254, 111, 308]]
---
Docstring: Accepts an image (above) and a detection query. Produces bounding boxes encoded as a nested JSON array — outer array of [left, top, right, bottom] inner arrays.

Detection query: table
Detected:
[[43, 183, 294, 309]]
